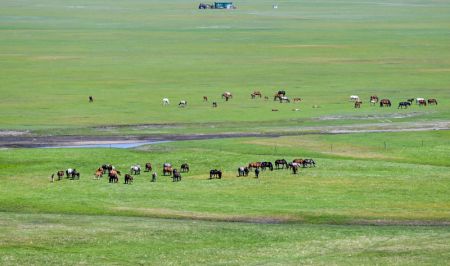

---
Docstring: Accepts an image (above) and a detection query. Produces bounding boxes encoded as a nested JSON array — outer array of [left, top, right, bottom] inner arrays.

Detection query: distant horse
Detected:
[[203, 96, 208, 102], [145, 163, 152, 172], [379, 99, 391, 107], [264, 96, 269, 100], [418, 99, 427, 106], [370, 95, 379, 103], [273, 94, 282, 101], [354, 101, 362, 108], [251, 91, 262, 98], [293, 98, 302, 103], [124, 174, 133, 184], [237, 166, 249, 176], [407, 98, 414, 104], [209, 169, 222, 179], [277, 90, 286, 96], [428, 99, 438, 105], [279, 96, 290, 103], [349, 95, 360, 101], [292, 159, 304, 165], [212, 102, 218, 108], [302, 159, 316, 168], [130, 165, 140, 175], [222, 92, 232, 99], [275, 159, 288, 169], [178, 100, 187, 107], [66, 168, 80, 179], [89, 96, 93, 102], [248, 162, 262, 170], [181, 163, 189, 173], [94, 168, 103, 179], [109, 170, 120, 183], [370, 99, 377, 105], [261, 162, 273, 171], [163, 163, 173, 176], [398, 101, 411, 109], [151, 172, 157, 182], [172, 169, 182, 182], [416, 98, 425, 104], [162, 98, 170, 105], [56, 170, 65, 180], [291, 164, 299, 174]]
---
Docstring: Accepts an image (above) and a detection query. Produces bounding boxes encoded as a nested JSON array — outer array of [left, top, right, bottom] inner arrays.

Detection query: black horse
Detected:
[[275, 159, 288, 169], [398, 101, 411, 109], [261, 162, 273, 171], [181, 163, 190, 173], [302, 159, 316, 168], [277, 90, 286, 96], [209, 169, 222, 179], [172, 169, 182, 182]]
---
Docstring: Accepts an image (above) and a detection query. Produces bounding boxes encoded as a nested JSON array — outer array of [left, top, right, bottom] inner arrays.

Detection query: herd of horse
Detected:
[[350, 95, 438, 109], [51, 158, 316, 183]]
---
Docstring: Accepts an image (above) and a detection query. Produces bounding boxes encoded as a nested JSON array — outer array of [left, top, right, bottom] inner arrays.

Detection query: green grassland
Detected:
[[1, 0, 450, 134], [1, 131, 450, 263]]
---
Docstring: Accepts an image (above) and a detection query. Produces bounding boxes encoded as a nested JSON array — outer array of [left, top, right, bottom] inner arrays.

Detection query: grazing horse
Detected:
[[302, 159, 316, 168], [237, 166, 249, 176], [212, 102, 218, 108], [279, 96, 290, 103], [130, 165, 140, 175], [264, 96, 269, 100], [248, 162, 262, 170], [181, 163, 189, 173], [66, 168, 79, 179], [89, 96, 93, 102], [370, 99, 377, 105], [370, 95, 379, 103], [209, 169, 222, 179], [416, 98, 425, 104], [291, 164, 299, 174], [277, 90, 286, 96], [261, 162, 273, 171], [162, 98, 170, 105], [94, 168, 104, 179], [66, 168, 74, 178], [222, 92, 232, 99], [428, 99, 438, 105], [109, 169, 119, 183], [407, 98, 414, 103], [398, 101, 411, 109], [145, 163, 152, 172], [379, 99, 391, 107], [172, 169, 182, 182], [349, 95, 360, 101], [293, 98, 302, 103], [124, 174, 133, 184], [178, 100, 187, 107], [275, 159, 288, 169], [251, 91, 262, 98], [354, 101, 362, 108], [203, 96, 208, 102], [418, 99, 427, 106], [163, 163, 173, 176], [151, 172, 157, 182], [273, 94, 282, 101]]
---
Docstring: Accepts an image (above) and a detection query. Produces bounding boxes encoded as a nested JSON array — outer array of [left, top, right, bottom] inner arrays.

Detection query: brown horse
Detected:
[[163, 166, 173, 176], [379, 99, 391, 107], [293, 159, 304, 164], [94, 168, 104, 179], [354, 101, 362, 108], [248, 162, 262, 170], [57, 170, 65, 180], [124, 174, 133, 184], [293, 98, 302, 103], [145, 162, 152, 172], [418, 99, 427, 106], [427, 99, 437, 105], [203, 96, 208, 102], [109, 170, 120, 183], [252, 91, 262, 98]]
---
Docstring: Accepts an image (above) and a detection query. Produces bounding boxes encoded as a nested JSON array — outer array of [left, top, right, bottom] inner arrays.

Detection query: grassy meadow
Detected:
[[0, 0, 449, 133], [1, 0, 450, 264], [1, 131, 450, 263]]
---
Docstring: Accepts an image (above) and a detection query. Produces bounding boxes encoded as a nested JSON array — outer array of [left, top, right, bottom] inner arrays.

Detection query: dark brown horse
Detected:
[[172, 169, 182, 182], [275, 159, 288, 169], [181, 163, 189, 173], [379, 99, 391, 107], [145, 163, 152, 172], [109, 169, 120, 183], [203, 96, 208, 102], [354, 101, 362, 108], [124, 174, 133, 184], [428, 99, 437, 105], [57, 170, 65, 180], [370, 95, 379, 103]]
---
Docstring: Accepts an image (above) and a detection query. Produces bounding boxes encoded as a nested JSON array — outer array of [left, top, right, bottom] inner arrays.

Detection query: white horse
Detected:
[[130, 165, 141, 175], [162, 98, 170, 105], [178, 100, 187, 107], [349, 95, 360, 101]]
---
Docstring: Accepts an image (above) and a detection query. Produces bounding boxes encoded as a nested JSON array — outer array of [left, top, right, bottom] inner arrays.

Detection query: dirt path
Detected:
[[1, 121, 449, 148]]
